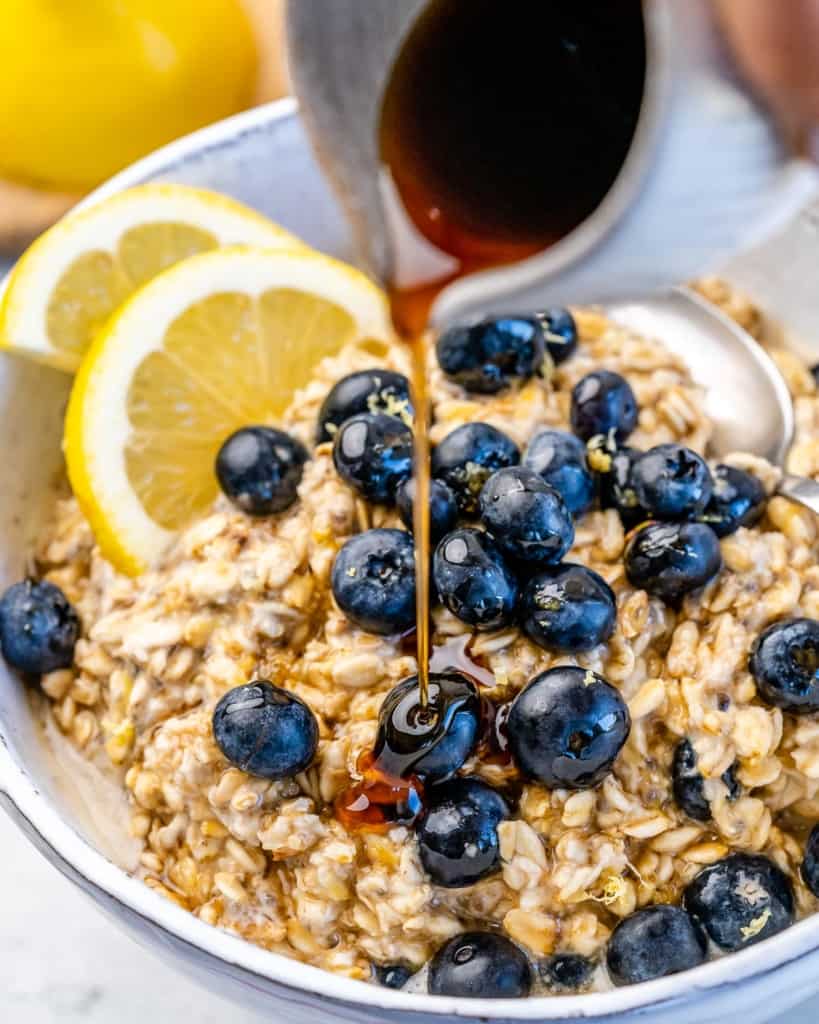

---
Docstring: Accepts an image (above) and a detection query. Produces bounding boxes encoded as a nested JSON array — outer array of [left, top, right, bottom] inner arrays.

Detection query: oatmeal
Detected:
[[12, 284, 819, 994]]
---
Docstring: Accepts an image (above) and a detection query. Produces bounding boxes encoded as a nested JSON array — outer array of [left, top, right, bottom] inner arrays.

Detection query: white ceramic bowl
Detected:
[[1, 100, 819, 1024]]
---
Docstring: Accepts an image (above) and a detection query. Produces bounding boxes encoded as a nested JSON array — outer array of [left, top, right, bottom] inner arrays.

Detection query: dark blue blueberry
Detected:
[[538, 307, 578, 365], [479, 467, 574, 566], [216, 427, 308, 516], [416, 777, 510, 888], [397, 477, 459, 544], [523, 429, 595, 517], [428, 932, 532, 998], [520, 564, 616, 653], [0, 579, 79, 675], [331, 529, 415, 635], [570, 370, 638, 443], [630, 444, 713, 521], [701, 464, 766, 538], [436, 316, 545, 394], [431, 422, 520, 515], [624, 522, 722, 605], [811, 363, 819, 388], [606, 906, 707, 986], [332, 413, 412, 504], [372, 964, 413, 989], [507, 666, 630, 789], [672, 739, 740, 823], [801, 826, 819, 897], [749, 617, 819, 714], [316, 369, 411, 443], [375, 672, 480, 783], [588, 439, 646, 529], [212, 680, 318, 780], [684, 853, 795, 952], [433, 528, 518, 630], [539, 954, 595, 993]]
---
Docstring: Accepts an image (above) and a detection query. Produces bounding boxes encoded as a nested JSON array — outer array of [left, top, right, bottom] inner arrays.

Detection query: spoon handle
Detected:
[[778, 474, 819, 515]]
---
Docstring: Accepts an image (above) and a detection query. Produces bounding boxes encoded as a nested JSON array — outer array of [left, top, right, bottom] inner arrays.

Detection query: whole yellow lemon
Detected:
[[0, 0, 258, 192]]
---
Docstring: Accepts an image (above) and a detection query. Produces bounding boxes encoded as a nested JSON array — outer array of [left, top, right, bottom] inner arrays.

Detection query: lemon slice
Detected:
[[0, 184, 303, 372], [64, 246, 391, 575]]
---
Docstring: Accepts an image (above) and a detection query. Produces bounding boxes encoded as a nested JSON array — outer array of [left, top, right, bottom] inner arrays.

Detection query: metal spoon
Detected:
[[608, 288, 819, 514]]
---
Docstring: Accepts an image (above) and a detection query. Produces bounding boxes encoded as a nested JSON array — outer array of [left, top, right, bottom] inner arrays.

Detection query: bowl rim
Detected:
[[2, 97, 819, 1019]]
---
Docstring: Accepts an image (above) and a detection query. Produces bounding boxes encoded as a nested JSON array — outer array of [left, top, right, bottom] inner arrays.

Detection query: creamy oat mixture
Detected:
[[33, 281, 819, 986]]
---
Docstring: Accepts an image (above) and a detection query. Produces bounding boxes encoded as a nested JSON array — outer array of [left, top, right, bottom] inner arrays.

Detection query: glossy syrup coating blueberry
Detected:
[[700, 464, 766, 538], [630, 444, 713, 521], [570, 370, 638, 443], [0, 579, 80, 675], [523, 429, 595, 518], [606, 906, 707, 987], [397, 477, 459, 544], [433, 528, 518, 631], [801, 826, 819, 897], [684, 853, 795, 952], [624, 522, 722, 605], [538, 307, 578, 365], [331, 529, 415, 636], [374, 672, 480, 783], [431, 422, 520, 515], [749, 617, 819, 714], [372, 964, 413, 989], [216, 426, 309, 516], [428, 932, 532, 998], [520, 564, 616, 653], [478, 467, 574, 567], [539, 954, 595, 993], [436, 316, 545, 394], [672, 739, 740, 823], [316, 369, 411, 443], [507, 666, 631, 789], [416, 777, 510, 888], [212, 680, 318, 780], [588, 439, 646, 529], [332, 413, 413, 504]]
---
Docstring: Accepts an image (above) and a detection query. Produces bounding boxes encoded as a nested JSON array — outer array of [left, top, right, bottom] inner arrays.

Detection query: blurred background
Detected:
[[0, 0, 290, 258]]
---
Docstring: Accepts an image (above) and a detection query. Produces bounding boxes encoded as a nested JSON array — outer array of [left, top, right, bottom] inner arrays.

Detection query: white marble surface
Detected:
[[0, 809, 814, 1023]]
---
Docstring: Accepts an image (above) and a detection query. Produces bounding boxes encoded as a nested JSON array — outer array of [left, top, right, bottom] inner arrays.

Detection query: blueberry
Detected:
[[523, 429, 595, 517], [539, 954, 595, 993], [479, 467, 574, 567], [571, 370, 638, 443], [372, 964, 413, 989], [428, 932, 532, 998], [431, 423, 520, 515], [416, 777, 510, 888], [811, 363, 819, 388], [801, 826, 819, 897], [212, 680, 318, 780], [333, 413, 413, 504], [375, 672, 480, 783], [672, 739, 740, 822], [624, 522, 722, 604], [606, 906, 707, 986], [520, 564, 616, 653], [684, 853, 795, 952], [316, 369, 411, 443], [397, 477, 459, 543], [749, 617, 819, 714], [630, 444, 713, 520], [436, 316, 545, 394], [433, 528, 518, 630], [216, 427, 308, 516], [507, 666, 630, 789], [700, 464, 766, 538], [588, 439, 646, 529], [331, 529, 415, 635], [538, 307, 578, 365], [0, 579, 79, 675]]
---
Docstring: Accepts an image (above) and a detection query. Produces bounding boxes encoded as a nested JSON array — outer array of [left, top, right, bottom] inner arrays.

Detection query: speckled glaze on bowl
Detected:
[[1, 100, 819, 1024]]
